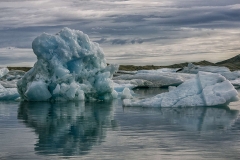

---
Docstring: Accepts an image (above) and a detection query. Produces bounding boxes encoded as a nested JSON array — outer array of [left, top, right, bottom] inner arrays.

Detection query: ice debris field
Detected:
[[0, 27, 239, 107]]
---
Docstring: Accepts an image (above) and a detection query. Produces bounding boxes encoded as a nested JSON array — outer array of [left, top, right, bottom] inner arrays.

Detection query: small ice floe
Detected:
[[0, 70, 25, 88], [123, 72, 239, 107], [0, 68, 20, 100], [0, 84, 19, 101], [17, 27, 119, 101]]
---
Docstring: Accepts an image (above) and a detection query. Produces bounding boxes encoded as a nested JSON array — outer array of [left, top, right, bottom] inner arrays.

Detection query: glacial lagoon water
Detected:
[[0, 88, 240, 160]]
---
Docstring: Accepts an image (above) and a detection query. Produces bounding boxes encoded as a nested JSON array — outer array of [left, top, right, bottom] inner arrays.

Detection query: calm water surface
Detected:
[[0, 88, 240, 160]]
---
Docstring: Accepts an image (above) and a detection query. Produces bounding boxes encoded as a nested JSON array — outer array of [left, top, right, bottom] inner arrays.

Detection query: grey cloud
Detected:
[[0, 0, 240, 66], [94, 38, 108, 44], [131, 38, 143, 44], [94, 38, 144, 45], [111, 39, 128, 45]]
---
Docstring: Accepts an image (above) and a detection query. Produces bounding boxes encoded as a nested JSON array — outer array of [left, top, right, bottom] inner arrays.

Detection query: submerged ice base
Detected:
[[17, 28, 118, 101], [124, 72, 239, 107]]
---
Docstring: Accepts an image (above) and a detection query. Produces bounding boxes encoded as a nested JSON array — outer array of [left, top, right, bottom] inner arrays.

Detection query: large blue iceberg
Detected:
[[17, 28, 119, 101]]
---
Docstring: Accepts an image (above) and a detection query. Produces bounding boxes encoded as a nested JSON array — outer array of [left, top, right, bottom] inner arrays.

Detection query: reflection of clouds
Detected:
[[122, 106, 239, 132], [18, 101, 117, 156]]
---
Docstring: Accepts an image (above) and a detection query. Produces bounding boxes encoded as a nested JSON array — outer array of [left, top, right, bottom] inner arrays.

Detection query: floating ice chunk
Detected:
[[179, 63, 230, 74], [0, 68, 9, 78], [0, 84, 19, 100], [123, 72, 239, 107], [0, 70, 26, 88], [17, 28, 118, 101], [113, 82, 136, 93], [121, 88, 133, 99], [114, 72, 195, 87], [0, 69, 22, 100]]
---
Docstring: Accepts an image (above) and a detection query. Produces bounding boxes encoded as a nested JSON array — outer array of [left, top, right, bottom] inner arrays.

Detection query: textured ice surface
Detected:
[[0, 68, 20, 100], [221, 71, 240, 80], [0, 84, 19, 100], [113, 72, 195, 87], [0, 70, 25, 88], [0, 68, 9, 78], [179, 63, 230, 74], [17, 28, 118, 101], [123, 72, 239, 107], [121, 88, 133, 99]]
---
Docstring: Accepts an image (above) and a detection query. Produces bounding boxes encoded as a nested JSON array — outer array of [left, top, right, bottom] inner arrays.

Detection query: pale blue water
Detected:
[[0, 88, 240, 160]]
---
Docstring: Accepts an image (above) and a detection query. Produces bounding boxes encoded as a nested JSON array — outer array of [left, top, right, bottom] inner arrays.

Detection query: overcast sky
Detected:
[[0, 0, 240, 66]]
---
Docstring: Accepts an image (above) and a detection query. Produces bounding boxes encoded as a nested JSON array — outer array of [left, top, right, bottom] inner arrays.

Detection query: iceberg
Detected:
[[0, 84, 19, 100], [17, 28, 119, 101], [113, 72, 195, 88], [0, 68, 20, 100], [0, 70, 25, 88], [123, 72, 239, 107]]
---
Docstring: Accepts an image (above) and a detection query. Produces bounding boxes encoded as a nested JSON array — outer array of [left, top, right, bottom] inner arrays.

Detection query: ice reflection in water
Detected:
[[0, 88, 238, 159], [121, 106, 239, 132], [18, 101, 117, 156], [14, 98, 240, 159]]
